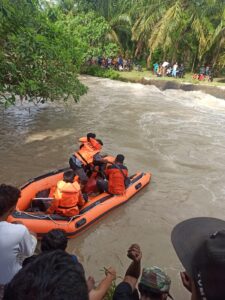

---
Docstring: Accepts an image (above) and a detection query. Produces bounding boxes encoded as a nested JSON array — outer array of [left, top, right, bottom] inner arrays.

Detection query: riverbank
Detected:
[[115, 70, 225, 100]]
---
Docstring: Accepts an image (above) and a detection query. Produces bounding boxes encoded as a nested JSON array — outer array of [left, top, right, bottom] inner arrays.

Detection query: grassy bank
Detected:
[[81, 65, 225, 88], [115, 70, 225, 88]]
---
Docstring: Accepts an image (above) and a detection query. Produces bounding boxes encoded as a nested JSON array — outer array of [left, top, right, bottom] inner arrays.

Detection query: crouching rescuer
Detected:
[[46, 170, 86, 217]]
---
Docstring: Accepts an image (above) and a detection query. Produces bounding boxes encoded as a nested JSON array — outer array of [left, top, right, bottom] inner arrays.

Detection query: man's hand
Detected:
[[87, 276, 95, 291], [104, 266, 116, 280], [124, 244, 142, 290], [127, 244, 142, 262]]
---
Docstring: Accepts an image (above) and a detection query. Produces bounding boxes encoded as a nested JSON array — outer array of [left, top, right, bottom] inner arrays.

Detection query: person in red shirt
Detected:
[[47, 170, 85, 217], [97, 154, 129, 195]]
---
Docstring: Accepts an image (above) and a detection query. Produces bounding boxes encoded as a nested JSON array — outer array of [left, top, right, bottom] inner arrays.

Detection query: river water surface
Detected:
[[1, 76, 225, 299]]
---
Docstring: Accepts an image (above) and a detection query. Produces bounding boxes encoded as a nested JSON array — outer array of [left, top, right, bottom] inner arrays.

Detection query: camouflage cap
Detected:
[[140, 266, 171, 293]]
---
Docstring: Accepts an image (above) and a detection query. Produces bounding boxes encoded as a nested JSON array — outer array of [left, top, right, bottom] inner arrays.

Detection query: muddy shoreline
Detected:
[[120, 77, 225, 100]]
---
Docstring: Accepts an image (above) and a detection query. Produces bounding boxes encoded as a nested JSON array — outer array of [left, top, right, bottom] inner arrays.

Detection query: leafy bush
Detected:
[[81, 65, 120, 80], [0, 2, 118, 107]]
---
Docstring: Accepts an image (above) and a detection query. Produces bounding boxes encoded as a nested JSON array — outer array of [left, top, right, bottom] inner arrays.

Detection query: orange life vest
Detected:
[[79, 136, 87, 143], [105, 165, 128, 195], [53, 181, 82, 217], [74, 138, 102, 165]]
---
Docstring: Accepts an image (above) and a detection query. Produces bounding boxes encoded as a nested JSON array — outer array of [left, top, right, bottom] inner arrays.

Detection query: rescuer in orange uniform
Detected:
[[97, 154, 129, 195], [78, 132, 96, 149], [46, 170, 85, 217], [69, 134, 105, 184]]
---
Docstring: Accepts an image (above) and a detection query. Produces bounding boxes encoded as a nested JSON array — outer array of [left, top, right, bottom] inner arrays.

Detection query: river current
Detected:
[[1, 76, 225, 298]]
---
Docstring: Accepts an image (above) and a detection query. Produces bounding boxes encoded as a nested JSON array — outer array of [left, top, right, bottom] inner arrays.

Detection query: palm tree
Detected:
[[92, 0, 133, 53], [131, 0, 225, 68]]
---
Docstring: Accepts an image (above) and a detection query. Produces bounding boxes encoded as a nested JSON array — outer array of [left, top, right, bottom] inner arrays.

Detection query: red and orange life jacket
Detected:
[[105, 164, 128, 195], [74, 138, 102, 165], [49, 180, 84, 217], [79, 136, 87, 144]]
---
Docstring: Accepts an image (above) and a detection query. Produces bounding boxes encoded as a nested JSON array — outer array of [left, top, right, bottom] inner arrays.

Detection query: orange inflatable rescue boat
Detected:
[[8, 167, 151, 238]]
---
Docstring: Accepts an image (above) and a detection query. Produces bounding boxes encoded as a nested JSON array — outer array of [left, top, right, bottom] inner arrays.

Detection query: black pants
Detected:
[[97, 178, 108, 193], [69, 157, 88, 183]]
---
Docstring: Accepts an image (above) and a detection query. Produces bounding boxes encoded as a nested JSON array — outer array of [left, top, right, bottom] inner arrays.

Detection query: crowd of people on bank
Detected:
[[86, 56, 142, 72], [153, 61, 185, 78], [1, 132, 225, 299], [87, 56, 216, 82], [192, 65, 214, 82]]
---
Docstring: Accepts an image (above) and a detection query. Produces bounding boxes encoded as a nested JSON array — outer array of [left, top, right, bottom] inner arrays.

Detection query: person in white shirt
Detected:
[[0, 184, 37, 298], [162, 61, 169, 76]]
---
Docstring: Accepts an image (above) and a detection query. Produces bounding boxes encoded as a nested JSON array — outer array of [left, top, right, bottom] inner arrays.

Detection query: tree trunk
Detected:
[[135, 41, 143, 58], [212, 37, 224, 68], [191, 50, 198, 72], [147, 52, 152, 69]]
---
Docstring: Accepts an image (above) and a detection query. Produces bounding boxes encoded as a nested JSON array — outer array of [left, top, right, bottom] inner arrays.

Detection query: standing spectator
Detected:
[[23, 229, 81, 267], [166, 66, 172, 76], [172, 62, 178, 77], [162, 61, 169, 76], [113, 244, 172, 300], [157, 64, 163, 77], [108, 57, 112, 67], [153, 62, 159, 75], [171, 217, 225, 300], [3, 250, 89, 300], [205, 65, 210, 75], [23, 229, 116, 300], [127, 58, 132, 71], [118, 55, 123, 69], [199, 65, 206, 75], [98, 56, 102, 66], [0, 184, 37, 299], [177, 64, 185, 78]]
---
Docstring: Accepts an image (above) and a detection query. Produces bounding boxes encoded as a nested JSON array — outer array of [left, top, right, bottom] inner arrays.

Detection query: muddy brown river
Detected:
[[1, 76, 225, 299]]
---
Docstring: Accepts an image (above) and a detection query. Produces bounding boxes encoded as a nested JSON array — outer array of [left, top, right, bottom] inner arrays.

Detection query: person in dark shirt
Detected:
[[113, 244, 172, 300], [4, 250, 88, 300], [23, 229, 81, 267]]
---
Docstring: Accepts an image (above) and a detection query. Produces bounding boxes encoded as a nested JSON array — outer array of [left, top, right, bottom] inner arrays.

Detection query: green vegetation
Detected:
[[0, 0, 118, 107], [81, 65, 120, 80], [0, 0, 225, 107]]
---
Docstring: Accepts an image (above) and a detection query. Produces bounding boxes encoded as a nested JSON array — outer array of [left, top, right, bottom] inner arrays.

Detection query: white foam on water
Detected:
[[25, 128, 75, 143]]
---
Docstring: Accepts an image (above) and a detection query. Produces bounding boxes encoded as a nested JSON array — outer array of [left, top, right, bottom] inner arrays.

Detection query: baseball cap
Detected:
[[139, 266, 171, 296], [171, 217, 225, 300]]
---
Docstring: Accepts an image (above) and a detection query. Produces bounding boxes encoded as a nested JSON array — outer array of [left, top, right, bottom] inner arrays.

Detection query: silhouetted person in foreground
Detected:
[[171, 217, 225, 300], [3, 250, 89, 300]]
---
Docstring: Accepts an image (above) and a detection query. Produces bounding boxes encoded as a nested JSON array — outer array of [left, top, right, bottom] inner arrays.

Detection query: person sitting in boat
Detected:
[[97, 154, 129, 195], [69, 136, 106, 184], [46, 170, 86, 217]]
